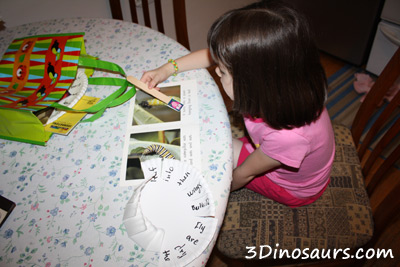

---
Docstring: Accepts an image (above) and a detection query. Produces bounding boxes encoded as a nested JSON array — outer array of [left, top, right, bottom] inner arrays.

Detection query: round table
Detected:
[[0, 18, 232, 266]]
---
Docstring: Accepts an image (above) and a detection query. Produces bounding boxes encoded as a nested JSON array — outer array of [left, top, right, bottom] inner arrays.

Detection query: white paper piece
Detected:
[[123, 158, 217, 266], [124, 214, 147, 236], [129, 217, 164, 252], [141, 157, 164, 183], [158, 216, 218, 267]]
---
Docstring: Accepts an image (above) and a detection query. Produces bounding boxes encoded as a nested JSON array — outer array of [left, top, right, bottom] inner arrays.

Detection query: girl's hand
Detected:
[[140, 63, 175, 89], [141, 49, 214, 89]]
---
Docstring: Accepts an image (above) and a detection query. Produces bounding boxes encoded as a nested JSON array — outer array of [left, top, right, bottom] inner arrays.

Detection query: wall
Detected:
[[184, 0, 255, 50], [284, 0, 384, 65], [0, 0, 112, 27], [0, 0, 254, 52]]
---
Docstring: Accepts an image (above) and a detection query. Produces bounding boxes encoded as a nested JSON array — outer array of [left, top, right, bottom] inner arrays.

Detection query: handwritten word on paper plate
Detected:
[[123, 158, 218, 266]]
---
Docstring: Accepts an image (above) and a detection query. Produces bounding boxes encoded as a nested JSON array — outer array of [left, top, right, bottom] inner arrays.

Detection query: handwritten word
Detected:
[[148, 167, 158, 182], [186, 235, 199, 245], [191, 198, 210, 211], [194, 222, 205, 234], [177, 171, 190, 186], [164, 166, 174, 182], [187, 183, 202, 197], [174, 244, 187, 259], [163, 250, 171, 261]]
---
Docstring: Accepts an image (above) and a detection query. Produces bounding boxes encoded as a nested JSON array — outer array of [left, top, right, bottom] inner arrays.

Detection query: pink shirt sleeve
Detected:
[[260, 131, 310, 169]]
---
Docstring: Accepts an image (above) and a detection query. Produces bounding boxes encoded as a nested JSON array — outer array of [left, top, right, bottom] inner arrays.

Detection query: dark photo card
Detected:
[[0, 195, 16, 228]]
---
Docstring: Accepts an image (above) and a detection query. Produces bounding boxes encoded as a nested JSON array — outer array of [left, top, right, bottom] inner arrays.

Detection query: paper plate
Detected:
[[123, 158, 217, 266], [45, 68, 88, 125]]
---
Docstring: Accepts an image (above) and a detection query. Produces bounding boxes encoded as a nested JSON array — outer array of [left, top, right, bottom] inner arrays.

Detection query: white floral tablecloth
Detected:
[[0, 18, 232, 267]]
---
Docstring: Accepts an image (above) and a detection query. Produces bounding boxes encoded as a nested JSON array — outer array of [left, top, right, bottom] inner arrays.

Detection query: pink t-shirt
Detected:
[[243, 108, 335, 198]]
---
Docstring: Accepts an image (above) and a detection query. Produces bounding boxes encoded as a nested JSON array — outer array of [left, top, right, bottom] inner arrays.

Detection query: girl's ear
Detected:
[[215, 66, 222, 78]]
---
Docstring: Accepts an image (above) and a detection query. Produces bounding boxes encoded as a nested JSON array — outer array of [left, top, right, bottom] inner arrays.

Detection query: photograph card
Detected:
[[120, 80, 201, 187]]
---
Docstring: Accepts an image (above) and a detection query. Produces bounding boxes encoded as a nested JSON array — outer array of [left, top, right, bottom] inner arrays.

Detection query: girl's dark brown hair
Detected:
[[207, 0, 327, 130]]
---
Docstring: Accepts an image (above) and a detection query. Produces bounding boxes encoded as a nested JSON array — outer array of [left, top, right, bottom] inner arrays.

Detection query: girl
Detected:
[[141, 0, 335, 207]]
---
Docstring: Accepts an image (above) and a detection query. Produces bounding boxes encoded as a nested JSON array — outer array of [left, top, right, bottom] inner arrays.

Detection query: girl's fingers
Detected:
[[141, 73, 156, 88], [140, 66, 170, 89]]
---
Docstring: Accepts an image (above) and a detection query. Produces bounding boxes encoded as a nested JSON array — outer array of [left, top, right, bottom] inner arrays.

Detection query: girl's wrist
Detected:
[[163, 61, 177, 77], [168, 59, 179, 76]]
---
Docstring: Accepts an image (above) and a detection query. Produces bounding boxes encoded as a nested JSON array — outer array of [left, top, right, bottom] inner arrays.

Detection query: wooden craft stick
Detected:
[[127, 76, 183, 112]]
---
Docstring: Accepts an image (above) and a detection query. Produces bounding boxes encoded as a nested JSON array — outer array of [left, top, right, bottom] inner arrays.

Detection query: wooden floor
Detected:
[[319, 52, 347, 77]]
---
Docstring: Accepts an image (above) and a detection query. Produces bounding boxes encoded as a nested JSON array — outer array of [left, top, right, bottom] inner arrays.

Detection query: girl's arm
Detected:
[[141, 48, 214, 89], [231, 148, 281, 191]]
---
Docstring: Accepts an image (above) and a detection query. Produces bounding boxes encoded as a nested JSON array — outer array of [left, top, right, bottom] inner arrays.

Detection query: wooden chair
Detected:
[[214, 48, 400, 266], [109, 0, 190, 50]]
